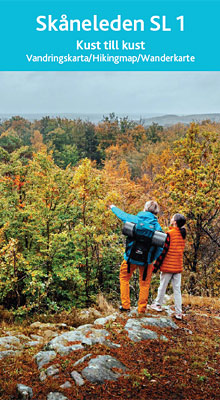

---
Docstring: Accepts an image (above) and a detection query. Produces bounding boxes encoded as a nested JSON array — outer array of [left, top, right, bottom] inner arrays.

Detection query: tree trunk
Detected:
[[13, 249, 20, 307]]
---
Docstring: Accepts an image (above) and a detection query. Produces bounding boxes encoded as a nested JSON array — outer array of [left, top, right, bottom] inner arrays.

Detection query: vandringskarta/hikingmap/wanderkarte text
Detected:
[[25, 38, 195, 66], [25, 53, 195, 65]]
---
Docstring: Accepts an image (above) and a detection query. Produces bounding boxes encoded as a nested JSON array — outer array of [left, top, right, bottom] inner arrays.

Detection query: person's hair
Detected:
[[144, 200, 159, 215], [174, 213, 186, 239]]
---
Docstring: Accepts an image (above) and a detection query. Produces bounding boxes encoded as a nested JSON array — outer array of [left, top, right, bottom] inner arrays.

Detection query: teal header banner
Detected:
[[0, 1, 219, 71]]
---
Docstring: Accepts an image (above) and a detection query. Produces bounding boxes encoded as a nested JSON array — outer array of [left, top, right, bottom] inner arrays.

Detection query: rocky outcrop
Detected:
[[1, 306, 181, 399]]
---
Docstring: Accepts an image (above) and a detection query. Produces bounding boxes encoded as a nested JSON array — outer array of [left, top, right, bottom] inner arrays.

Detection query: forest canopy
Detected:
[[0, 115, 219, 314]]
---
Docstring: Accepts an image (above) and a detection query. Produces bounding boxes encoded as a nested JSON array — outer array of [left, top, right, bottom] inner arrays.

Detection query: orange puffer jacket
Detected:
[[160, 227, 185, 273]]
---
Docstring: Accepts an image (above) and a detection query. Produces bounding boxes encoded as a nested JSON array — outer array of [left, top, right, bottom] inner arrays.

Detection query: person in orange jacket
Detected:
[[110, 200, 163, 314], [151, 213, 186, 320]]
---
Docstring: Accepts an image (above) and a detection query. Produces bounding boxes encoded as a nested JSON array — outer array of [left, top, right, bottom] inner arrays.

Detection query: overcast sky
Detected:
[[0, 71, 219, 115]]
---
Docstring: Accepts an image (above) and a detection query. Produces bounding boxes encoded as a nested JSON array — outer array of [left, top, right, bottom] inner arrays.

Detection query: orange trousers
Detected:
[[120, 259, 154, 313]]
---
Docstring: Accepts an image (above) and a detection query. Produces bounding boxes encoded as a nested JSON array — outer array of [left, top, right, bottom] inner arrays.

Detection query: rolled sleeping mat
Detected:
[[152, 231, 167, 247], [122, 222, 136, 238]]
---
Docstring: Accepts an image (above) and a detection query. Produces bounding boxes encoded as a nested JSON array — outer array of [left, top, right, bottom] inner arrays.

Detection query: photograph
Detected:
[[0, 70, 219, 399]]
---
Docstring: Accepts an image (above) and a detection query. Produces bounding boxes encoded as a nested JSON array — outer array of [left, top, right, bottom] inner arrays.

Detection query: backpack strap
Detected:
[[150, 245, 157, 263], [126, 238, 135, 274], [142, 263, 148, 281], [153, 233, 170, 272], [127, 259, 131, 274]]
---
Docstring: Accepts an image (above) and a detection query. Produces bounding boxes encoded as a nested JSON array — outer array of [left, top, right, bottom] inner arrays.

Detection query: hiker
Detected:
[[151, 213, 186, 320], [110, 201, 163, 314]]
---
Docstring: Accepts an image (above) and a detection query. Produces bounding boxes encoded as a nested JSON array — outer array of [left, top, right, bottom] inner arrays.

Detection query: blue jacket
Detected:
[[111, 206, 163, 265]]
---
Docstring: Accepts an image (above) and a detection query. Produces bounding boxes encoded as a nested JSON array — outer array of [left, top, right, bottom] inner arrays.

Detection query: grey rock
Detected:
[[127, 328, 158, 342], [142, 317, 178, 329], [0, 350, 20, 359], [47, 393, 68, 400], [124, 319, 143, 330], [160, 335, 169, 341], [56, 344, 84, 356], [30, 322, 67, 330], [39, 365, 60, 382], [60, 381, 72, 389], [73, 353, 92, 367], [24, 341, 41, 348], [82, 366, 119, 383], [124, 317, 175, 342], [34, 350, 56, 369], [76, 324, 93, 331], [81, 355, 127, 383], [129, 317, 178, 330], [46, 364, 60, 377], [0, 336, 21, 348], [39, 370, 47, 382], [94, 314, 116, 325], [128, 307, 138, 317], [128, 307, 159, 317], [30, 334, 43, 341], [47, 327, 109, 353], [70, 371, 85, 386], [17, 384, 33, 399], [102, 339, 121, 348], [1, 344, 11, 349]]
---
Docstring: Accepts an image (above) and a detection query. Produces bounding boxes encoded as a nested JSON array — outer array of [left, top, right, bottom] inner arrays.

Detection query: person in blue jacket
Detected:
[[110, 200, 163, 313]]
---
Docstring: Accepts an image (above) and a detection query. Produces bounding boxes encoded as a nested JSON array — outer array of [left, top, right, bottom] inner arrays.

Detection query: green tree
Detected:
[[156, 124, 220, 295], [146, 122, 163, 143], [71, 158, 122, 305]]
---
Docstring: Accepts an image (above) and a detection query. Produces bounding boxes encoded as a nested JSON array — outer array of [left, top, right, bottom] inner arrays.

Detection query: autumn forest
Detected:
[[0, 115, 219, 316]]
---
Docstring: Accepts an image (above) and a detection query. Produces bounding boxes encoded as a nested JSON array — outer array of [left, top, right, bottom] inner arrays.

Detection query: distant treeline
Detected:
[[0, 113, 167, 169]]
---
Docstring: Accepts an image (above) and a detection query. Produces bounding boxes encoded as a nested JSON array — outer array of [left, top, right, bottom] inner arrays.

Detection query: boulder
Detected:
[[125, 317, 178, 332], [52, 344, 84, 357], [70, 371, 85, 386], [139, 317, 178, 329], [0, 350, 20, 359], [60, 381, 72, 389], [47, 326, 109, 353], [0, 336, 21, 348], [46, 364, 60, 377], [127, 327, 158, 342], [17, 384, 33, 399], [81, 355, 127, 383], [34, 351, 57, 369], [124, 317, 177, 342]]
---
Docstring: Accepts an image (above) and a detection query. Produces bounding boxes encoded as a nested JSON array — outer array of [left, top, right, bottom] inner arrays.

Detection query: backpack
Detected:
[[122, 220, 167, 280]]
